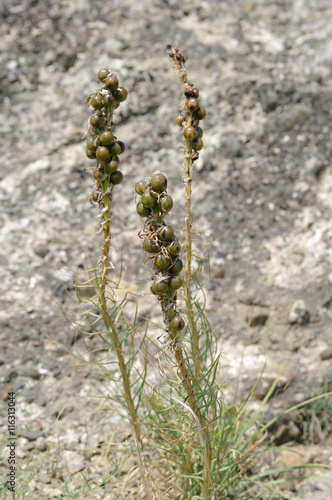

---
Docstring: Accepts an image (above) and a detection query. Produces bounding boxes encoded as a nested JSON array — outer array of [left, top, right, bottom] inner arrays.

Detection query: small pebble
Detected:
[[289, 300, 310, 325], [320, 347, 332, 361]]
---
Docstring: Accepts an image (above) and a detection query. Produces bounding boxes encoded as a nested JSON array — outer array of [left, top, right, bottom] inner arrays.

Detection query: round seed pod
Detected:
[[141, 191, 157, 209], [176, 114, 185, 126], [187, 98, 200, 112], [193, 88, 199, 97], [142, 238, 159, 253], [170, 315, 185, 331], [158, 225, 174, 242], [117, 140, 125, 154], [93, 169, 104, 180], [100, 131, 114, 146], [86, 138, 96, 152], [98, 68, 109, 82], [114, 87, 128, 102], [168, 240, 181, 257], [169, 258, 183, 275], [195, 107, 206, 120], [192, 138, 203, 151], [104, 73, 119, 91], [90, 112, 104, 128], [155, 253, 172, 271], [183, 126, 197, 141], [109, 142, 122, 157], [91, 191, 99, 202], [161, 195, 173, 213], [86, 149, 96, 159], [150, 280, 169, 295], [169, 275, 182, 290], [105, 160, 119, 174], [136, 202, 151, 217], [110, 171, 123, 185], [196, 126, 203, 139], [150, 173, 167, 193], [135, 180, 148, 195], [103, 94, 115, 107], [90, 93, 104, 110], [96, 146, 111, 162]]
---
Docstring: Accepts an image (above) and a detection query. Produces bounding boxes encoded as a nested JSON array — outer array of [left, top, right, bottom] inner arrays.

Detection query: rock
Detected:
[[289, 300, 310, 325], [35, 437, 48, 452], [58, 451, 85, 475], [33, 240, 50, 258], [320, 347, 332, 361], [18, 366, 40, 379], [38, 470, 52, 484], [275, 420, 301, 445], [268, 104, 312, 133], [212, 267, 225, 279], [255, 369, 295, 400], [246, 307, 269, 327], [262, 89, 279, 112], [20, 430, 44, 441]]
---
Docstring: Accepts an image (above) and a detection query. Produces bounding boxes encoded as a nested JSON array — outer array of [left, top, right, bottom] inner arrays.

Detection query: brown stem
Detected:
[[183, 140, 201, 380], [99, 185, 142, 445]]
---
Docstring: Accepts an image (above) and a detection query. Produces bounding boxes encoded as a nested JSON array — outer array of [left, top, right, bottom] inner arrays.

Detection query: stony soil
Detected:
[[0, 0, 332, 498]]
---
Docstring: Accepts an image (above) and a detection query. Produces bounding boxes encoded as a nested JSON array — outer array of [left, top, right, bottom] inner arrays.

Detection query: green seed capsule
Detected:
[[168, 240, 181, 257], [170, 258, 183, 275], [93, 169, 104, 180], [183, 126, 197, 141], [114, 87, 128, 102], [136, 202, 151, 217], [104, 73, 119, 91], [142, 238, 159, 253], [98, 68, 110, 82], [109, 142, 122, 157], [100, 131, 114, 146], [170, 315, 185, 331], [90, 93, 104, 110], [187, 98, 200, 112], [161, 195, 173, 213], [96, 146, 111, 161], [91, 191, 99, 202], [110, 171, 123, 185], [105, 160, 119, 174], [150, 280, 169, 295], [86, 149, 96, 159], [89, 113, 104, 128], [195, 107, 206, 120], [117, 141, 125, 153], [155, 253, 172, 271], [141, 191, 157, 208], [169, 275, 182, 290], [135, 180, 148, 195], [158, 225, 174, 242], [103, 94, 115, 107], [86, 138, 96, 152], [192, 138, 203, 151], [196, 127, 203, 139], [176, 114, 185, 126], [150, 173, 167, 193]]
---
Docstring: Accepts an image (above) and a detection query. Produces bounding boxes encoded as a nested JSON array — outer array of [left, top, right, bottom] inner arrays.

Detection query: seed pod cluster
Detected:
[[176, 83, 206, 161], [136, 173, 185, 332], [86, 69, 128, 204]]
